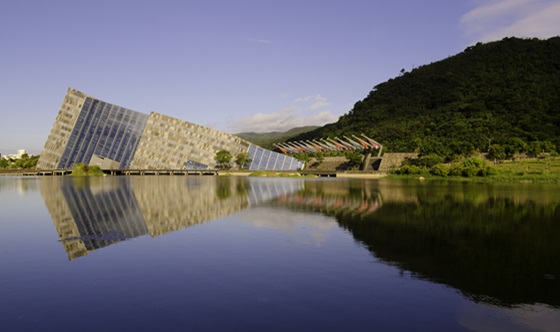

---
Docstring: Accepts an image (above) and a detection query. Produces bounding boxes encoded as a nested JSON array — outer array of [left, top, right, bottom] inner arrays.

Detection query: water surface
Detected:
[[1, 176, 559, 331]]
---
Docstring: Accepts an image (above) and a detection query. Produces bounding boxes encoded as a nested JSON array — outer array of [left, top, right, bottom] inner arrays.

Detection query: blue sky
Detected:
[[1, 0, 560, 154]]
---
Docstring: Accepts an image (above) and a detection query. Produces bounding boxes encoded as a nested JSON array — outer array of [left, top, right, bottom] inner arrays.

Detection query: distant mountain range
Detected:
[[235, 126, 319, 150]]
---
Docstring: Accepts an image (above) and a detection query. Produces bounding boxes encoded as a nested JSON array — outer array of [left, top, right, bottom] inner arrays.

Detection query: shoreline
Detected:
[[2, 169, 558, 183], [0, 169, 390, 179], [218, 170, 390, 179]]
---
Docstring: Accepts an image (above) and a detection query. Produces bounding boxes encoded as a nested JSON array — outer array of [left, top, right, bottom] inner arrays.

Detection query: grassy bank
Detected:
[[483, 157, 560, 182], [390, 157, 560, 183]]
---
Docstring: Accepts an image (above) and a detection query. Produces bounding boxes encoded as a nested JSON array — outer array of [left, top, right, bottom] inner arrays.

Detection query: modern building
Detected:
[[37, 88, 303, 170]]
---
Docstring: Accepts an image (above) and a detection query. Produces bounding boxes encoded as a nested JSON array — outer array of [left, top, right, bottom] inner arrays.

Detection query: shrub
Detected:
[[447, 157, 496, 177], [483, 166, 498, 176], [416, 154, 444, 167], [72, 163, 104, 176], [396, 164, 422, 175], [449, 163, 464, 176], [463, 157, 484, 168], [462, 165, 481, 177], [430, 164, 450, 177]]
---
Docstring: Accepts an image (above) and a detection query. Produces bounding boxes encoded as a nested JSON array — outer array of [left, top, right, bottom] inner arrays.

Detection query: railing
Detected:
[[106, 169, 219, 176], [21, 169, 219, 176]]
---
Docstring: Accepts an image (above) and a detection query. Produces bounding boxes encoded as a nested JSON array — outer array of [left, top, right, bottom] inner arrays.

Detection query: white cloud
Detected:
[[294, 95, 314, 103], [309, 95, 331, 110], [294, 94, 331, 109], [238, 207, 337, 247], [230, 108, 337, 133], [461, 0, 560, 42], [228, 94, 338, 133]]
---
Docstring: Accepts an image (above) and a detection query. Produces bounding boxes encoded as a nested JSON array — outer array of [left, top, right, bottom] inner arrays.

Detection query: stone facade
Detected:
[[378, 153, 419, 171], [37, 89, 87, 169], [130, 112, 249, 169]]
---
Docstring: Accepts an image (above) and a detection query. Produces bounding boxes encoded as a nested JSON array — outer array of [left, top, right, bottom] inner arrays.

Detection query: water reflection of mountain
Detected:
[[271, 180, 560, 308], [40, 177, 302, 260]]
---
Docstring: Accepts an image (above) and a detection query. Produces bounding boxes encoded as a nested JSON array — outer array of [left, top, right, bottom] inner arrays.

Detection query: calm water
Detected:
[[1, 176, 559, 331]]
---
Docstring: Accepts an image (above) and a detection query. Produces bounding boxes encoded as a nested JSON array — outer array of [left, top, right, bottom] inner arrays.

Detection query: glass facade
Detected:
[[57, 98, 149, 169], [247, 145, 303, 171], [60, 178, 147, 252], [185, 160, 209, 170]]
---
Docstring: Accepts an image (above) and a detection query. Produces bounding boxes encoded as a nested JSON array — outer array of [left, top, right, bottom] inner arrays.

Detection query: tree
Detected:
[[528, 140, 557, 157], [488, 144, 506, 161], [15, 157, 25, 169], [24, 155, 39, 168], [4, 154, 40, 169], [345, 150, 363, 169], [215, 150, 233, 169], [505, 138, 528, 159], [295, 153, 311, 164], [235, 152, 251, 169]]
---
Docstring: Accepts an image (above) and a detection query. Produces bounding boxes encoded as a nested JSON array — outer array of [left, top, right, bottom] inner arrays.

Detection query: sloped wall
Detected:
[[378, 153, 419, 171]]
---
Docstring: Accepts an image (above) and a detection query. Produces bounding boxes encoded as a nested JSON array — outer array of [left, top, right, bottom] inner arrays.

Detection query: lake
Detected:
[[0, 176, 559, 331]]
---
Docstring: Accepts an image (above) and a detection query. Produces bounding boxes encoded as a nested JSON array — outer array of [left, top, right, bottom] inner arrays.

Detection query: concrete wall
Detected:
[[307, 154, 417, 172], [378, 153, 419, 171]]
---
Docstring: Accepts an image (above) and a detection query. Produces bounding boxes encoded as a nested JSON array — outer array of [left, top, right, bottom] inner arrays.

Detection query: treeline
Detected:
[[288, 37, 560, 162], [0, 154, 39, 169]]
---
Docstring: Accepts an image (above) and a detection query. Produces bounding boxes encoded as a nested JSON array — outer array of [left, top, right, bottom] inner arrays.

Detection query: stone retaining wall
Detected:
[[305, 153, 419, 172], [378, 153, 419, 172]]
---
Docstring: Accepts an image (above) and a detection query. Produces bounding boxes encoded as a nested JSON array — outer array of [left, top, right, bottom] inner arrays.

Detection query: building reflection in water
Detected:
[[40, 176, 303, 260]]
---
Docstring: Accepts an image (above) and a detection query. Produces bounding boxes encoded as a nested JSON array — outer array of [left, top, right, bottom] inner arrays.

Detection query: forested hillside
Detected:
[[290, 37, 560, 161]]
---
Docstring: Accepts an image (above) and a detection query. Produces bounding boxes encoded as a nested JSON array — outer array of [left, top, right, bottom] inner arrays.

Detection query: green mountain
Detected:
[[235, 126, 319, 150], [290, 37, 560, 160]]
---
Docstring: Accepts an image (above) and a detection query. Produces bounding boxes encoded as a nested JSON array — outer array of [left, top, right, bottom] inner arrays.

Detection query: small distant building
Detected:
[[37, 88, 303, 170], [1, 149, 27, 160]]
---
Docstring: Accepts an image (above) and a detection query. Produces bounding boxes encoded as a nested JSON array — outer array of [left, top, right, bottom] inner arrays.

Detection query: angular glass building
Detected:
[[37, 88, 303, 171]]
